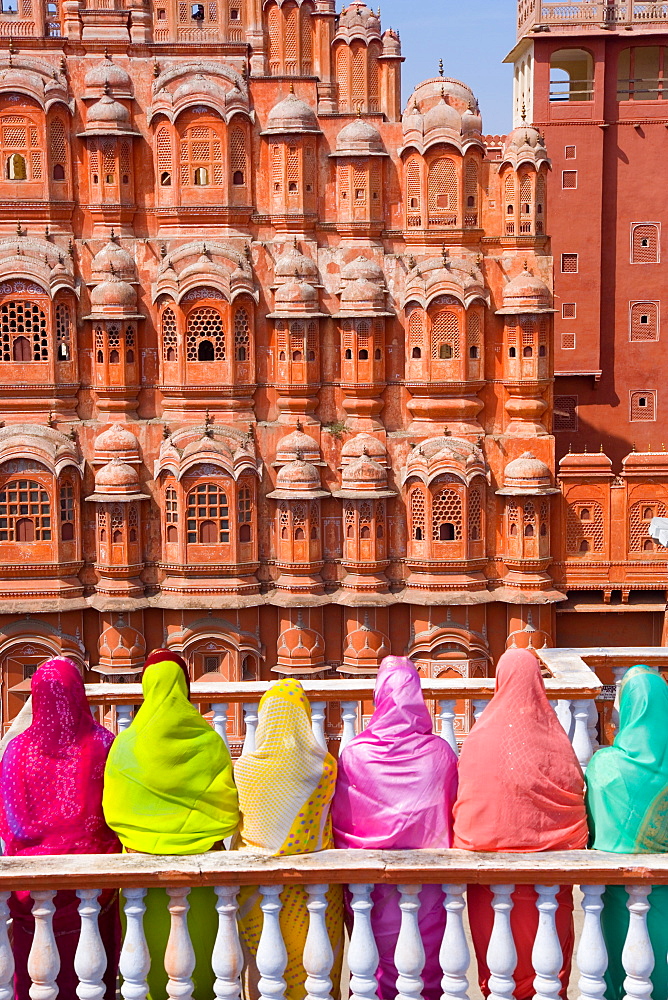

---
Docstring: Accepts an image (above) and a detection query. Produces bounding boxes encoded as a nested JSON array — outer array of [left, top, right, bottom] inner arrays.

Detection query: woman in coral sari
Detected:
[[0, 657, 121, 1000], [103, 650, 239, 1000], [586, 665, 668, 1000], [234, 678, 344, 1000], [453, 648, 588, 1000], [331, 655, 458, 1000]]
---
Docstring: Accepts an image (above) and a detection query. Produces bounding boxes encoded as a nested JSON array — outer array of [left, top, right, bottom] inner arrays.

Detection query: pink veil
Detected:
[[0, 657, 119, 856]]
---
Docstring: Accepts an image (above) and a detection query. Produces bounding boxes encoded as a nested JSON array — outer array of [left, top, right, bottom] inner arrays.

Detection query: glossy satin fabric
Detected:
[[331, 655, 458, 1000], [453, 648, 588, 999], [0, 657, 120, 1000], [103, 656, 239, 1000], [234, 680, 343, 1000], [586, 666, 668, 999]]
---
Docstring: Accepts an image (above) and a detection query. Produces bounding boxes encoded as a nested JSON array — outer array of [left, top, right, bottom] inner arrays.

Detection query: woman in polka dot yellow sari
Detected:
[[233, 679, 343, 1000]]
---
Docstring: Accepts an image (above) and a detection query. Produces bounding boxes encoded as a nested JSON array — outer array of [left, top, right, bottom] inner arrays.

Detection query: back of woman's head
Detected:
[[31, 657, 93, 750], [142, 648, 190, 695]]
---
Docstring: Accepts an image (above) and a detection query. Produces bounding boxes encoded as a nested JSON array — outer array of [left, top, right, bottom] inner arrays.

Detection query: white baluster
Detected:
[[165, 887, 195, 1000], [472, 699, 488, 724], [0, 892, 14, 1000], [213, 885, 243, 1000], [116, 705, 134, 732], [572, 700, 594, 769], [394, 885, 425, 1000], [348, 884, 379, 1000], [554, 700, 574, 739], [621, 886, 654, 1000], [440, 884, 469, 1000], [257, 886, 287, 1000], [242, 703, 259, 754], [588, 700, 600, 753], [340, 701, 358, 751], [612, 664, 629, 733], [486, 885, 516, 1000], [304, 885, 333, 1000], [28, 890, 59, 1000], [532, 885, 563, 1000], [577, 885, 607, 1000], [120, 888, 150, 1000], [211, 703, 230, 749], [310, 702, 327, 750], [75, 889, 107, 1000], [438, 701, 459, 755]]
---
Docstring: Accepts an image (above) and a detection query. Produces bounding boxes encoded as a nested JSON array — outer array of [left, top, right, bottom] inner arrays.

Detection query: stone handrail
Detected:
[[518, 1, 668, 36]]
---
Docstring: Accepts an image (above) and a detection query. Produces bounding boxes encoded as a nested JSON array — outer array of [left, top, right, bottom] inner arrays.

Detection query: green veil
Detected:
[[103, 658, 239, 854], [585, 665, 668, 1000]]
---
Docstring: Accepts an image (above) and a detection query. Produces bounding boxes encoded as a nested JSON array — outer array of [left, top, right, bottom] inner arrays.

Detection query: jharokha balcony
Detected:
[[2, 646, 668, 999], [518, 0, 668, 35]]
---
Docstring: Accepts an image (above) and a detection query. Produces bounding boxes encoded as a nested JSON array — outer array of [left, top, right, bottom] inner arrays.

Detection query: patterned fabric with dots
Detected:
[[234, 679, 343, 1000]]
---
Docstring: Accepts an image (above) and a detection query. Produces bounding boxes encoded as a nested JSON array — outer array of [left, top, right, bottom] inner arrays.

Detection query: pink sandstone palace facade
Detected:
[[0, 0, 663, 734]]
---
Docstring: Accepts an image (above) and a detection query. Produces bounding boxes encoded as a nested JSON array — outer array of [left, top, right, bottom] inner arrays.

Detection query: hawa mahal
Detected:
[[0, 0, 663, 731]]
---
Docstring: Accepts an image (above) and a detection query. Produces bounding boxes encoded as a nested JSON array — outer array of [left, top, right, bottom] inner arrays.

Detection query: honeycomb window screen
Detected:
[[186, 483, 230, 543], [234, 307, 250, 361], [562, 302, 577, 320], [0, 300, 48, 361], [468, 487, 483, 541], [629, 500, 667, 551], [410, 487, 426, 540], [561, 333, 576, 350], [630, 301, 659, 342], [565, 144, 576, 159], [186, 306, 225, 361], [427, 156, 458, 217], [408, 308, 424, 355], [630, 390, 656, 421], [406, 159, 421, 217], [161, 307, 178, 361], [431, 310, 460, 360], [554, 395, 578, 432], [55, 302, 71, 361], [49, 117, 66, 179], [431, 488, 463, 541], [631, 223, 660, 263], [230, 127, 247, 185], [561, 253, 578, 273], [562, 170, 577, 189], [0, 480, 51, 541], [566, 501, 604, 554], [179, 124, 224, 188]]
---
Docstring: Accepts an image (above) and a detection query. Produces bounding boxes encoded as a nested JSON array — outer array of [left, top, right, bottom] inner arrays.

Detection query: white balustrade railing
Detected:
[[2, 850, 668, 1000]]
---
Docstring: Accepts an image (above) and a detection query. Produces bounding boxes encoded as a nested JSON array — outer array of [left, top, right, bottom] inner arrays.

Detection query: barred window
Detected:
[[55, 302, 71, 361], [238, 484, 252, 542], [0, 300, 48, 361], [59, 481, 74, 541], [186, 306, 225, 362], [0, 480, 51, 541], [165, 485, 178, 542], [186, 483, 229, 543]]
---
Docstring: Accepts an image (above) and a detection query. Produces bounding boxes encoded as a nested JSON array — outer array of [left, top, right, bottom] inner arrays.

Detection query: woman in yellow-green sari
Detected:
[[234, 679, 344, 1000], [103, 650, 239, 1000]]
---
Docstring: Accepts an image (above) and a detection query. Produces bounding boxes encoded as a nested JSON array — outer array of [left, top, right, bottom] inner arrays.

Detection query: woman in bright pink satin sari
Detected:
[[331, 655, 458, 1000], [0, 657, 121, 1000]]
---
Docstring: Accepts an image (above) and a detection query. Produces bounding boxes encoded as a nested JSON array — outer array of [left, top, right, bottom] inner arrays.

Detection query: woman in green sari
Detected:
[[103, 650, 239, 999], [585, 665, 668, 1000]]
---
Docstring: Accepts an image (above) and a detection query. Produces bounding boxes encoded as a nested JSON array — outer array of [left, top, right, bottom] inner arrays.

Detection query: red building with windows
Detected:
[[0, 0, 662, 734], [508, 0, 668, 647]]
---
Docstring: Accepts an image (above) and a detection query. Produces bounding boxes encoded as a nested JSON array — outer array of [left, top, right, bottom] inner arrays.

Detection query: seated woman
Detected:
[[331, 654, 458, 1000], [234, 678, 344, 1000], [586, 665, 668, 1000], [103, 649, 239, 1000], [0, 657, 121, 1000], [453, 647, 588, 1000]]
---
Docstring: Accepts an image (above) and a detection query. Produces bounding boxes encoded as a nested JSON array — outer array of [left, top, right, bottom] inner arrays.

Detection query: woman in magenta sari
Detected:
[[0, 657, 121, 1000], [331, 655, 458, 1000]]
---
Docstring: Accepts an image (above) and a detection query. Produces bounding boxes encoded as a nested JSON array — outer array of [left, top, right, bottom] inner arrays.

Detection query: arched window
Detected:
[[0, 299, 48, 362], [161, 307, 178, 362], [431, 308, 460, 361], [410, 487, 426, 541], [0, 480, 51, 541], [234, 307, 250, 362], [156, 126, 173, 189], [186, 306, 225, 361], [432, 487, 462, 541], [59, 481, 74, 541], [230, 126, 247, 187], [186, 483, 230, 543], [406, 158, 421, 221], [550, 48, 594, 102], [55, 302, 71, 361], [427, 156, 458, 223], [238, 483, 252, 542]]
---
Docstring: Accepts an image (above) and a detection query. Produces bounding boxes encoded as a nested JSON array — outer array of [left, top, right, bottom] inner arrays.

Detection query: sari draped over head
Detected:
[[586, 666, 668, 1000], [234, 679, 344, 1000], [103, 656, 238, 854], [453, 648, 588, 1000], [0, 657, 120, 1000], [332, 655, 458, 1000], [103, 655, 239, 1000]]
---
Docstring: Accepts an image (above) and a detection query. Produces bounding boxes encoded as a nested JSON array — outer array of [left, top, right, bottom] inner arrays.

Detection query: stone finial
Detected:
[[438, 58, 444, 77]]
